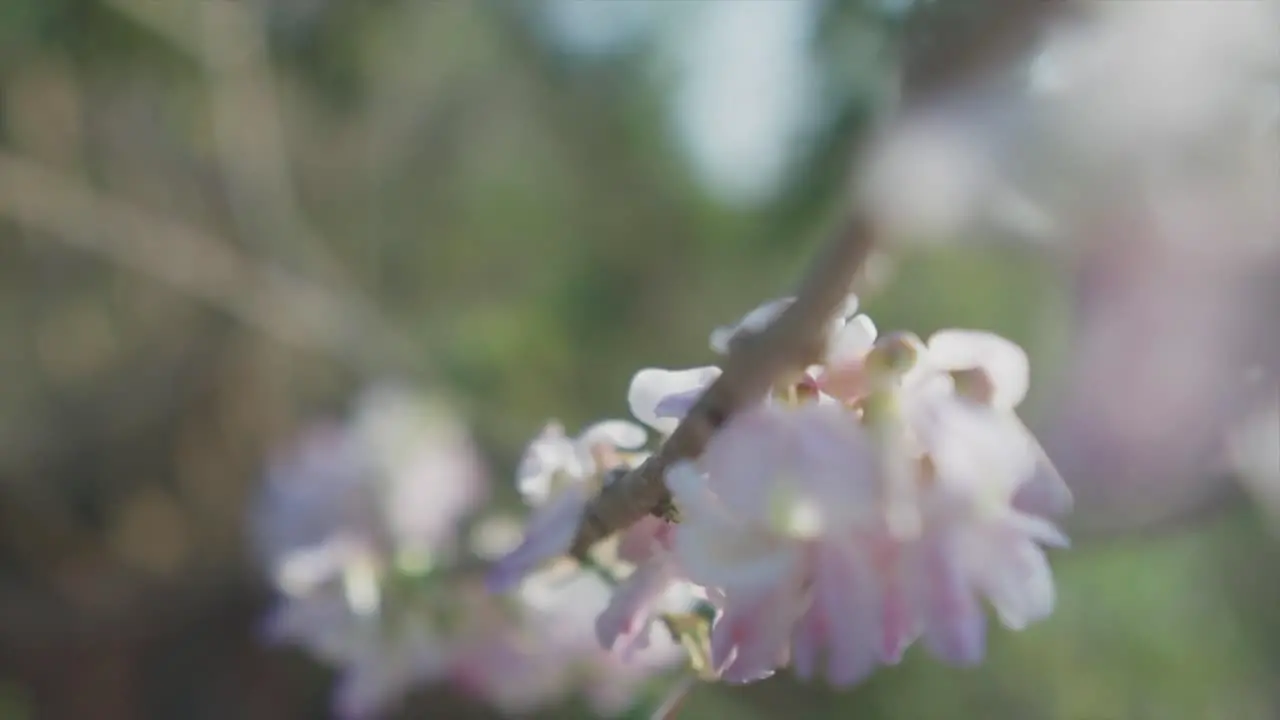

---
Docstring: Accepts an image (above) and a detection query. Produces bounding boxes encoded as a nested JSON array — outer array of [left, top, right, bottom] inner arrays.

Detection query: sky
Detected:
[[544, 0, 822, 205]]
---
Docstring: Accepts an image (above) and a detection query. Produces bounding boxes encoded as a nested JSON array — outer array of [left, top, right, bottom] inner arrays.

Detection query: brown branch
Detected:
[[570, 212, 877, 558], [567, 0, 1068, 561]]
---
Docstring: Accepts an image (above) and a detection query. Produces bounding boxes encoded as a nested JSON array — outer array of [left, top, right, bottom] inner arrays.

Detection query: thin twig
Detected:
[[0, 151, 410, 374]]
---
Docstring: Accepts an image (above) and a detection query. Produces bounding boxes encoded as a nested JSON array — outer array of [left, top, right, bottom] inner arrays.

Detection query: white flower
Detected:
[[665, 403, 889, 685]]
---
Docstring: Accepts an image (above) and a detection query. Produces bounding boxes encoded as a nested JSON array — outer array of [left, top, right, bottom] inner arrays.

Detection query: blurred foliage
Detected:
[[0, 0, 1275, 719]]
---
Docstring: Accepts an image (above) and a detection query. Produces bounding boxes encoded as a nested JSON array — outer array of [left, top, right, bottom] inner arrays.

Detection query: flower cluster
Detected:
[[491, 295, 1072, 688], [253, 385, 684, 718], [253, 295, 1072, 717]]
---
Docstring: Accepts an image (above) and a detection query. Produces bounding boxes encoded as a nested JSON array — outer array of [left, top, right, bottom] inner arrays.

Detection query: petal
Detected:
[[671, 513, 797, 592], [710, 298, 794, 354], [1005, 511, 1071, 549], [712, 583, 800, 683], [579, 419, 649, 451], [274, 534, 365, 596], [838, 293, 862, 320], [487, 487, 588, 593], [915, 535, 986, 666], [793, 542, 881, 686], [653, 387, 706, 422], [595, 559, 674, 654], [827, 314, 879, 366], [516, 422, 581, 505], [1012, 445, 1075, 518], [879, 569, 916, 665], [699, 409, 789, 521], [616, 515, 672, 564], [927, 330, 1030, 409], [976, 539, 1056, 631], [628, 367, 721, 434]]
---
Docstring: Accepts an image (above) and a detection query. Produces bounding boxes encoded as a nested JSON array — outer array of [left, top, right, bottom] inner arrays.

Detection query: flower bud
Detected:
[[865, 332, 924, 382]]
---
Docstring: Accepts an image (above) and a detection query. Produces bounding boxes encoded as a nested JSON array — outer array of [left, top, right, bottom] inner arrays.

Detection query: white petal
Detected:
[[827, 314, 878, 365], [1012, 445, 1075, 518], [516, 423, 580, 505], [579, 419, 649, 450], [274, 534, 365, 596], [838, 293, 861, 320], [595, 559, 673, 653], [927, 330, 1030, 409], [667, 463, 798, 591], [628, 367, 720, 433], [975, 537, 1056, 630]]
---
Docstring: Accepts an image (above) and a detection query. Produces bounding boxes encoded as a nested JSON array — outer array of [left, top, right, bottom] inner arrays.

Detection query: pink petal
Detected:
[[812, 542, 881, 686], [595, 559, 673, 655], [616, 515, 673, 564], [915, 535, 986, 666], [872, 539, 916, 665], [973, 529, 1056, 630], [711, 584, 797, 684], [1012, 448, 1074, 518]]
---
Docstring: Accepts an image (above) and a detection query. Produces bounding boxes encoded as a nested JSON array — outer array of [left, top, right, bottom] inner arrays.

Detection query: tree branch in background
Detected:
[[0, 152, 410, 374]]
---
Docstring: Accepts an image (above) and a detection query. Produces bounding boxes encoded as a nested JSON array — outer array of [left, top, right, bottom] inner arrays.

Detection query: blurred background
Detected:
[[0, 0, 1277, 718]]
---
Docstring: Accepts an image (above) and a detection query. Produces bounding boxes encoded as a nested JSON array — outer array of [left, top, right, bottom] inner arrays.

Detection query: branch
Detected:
[[567, 0, 1068, 560], [0, 151, 411, 375], [570, 213, 876, 558]]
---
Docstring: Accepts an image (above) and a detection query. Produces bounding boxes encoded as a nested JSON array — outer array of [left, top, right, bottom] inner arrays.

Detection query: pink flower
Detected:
[[664, 403, 890, 685], [595, 515, 705, 660], [253, 386, 491, 718], [254, 387, 488, 601], [489, 419, 649, 592], [890, 331, 1071, 664], [659, 328, 1071, 684], [514, 567, 686, 716], [910, 329, 1073, 517]]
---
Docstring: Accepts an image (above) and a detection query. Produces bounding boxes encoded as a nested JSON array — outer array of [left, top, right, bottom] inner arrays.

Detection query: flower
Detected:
[[887, 330, 1071, 664], [488, 419, 649, 592], [252, 386, 489, 718], [660, 327, 1071, 685], [665, 403, 889, 685], [254, 387, 487, 603], [909, 329, 1073, 518], [517, 566, 687, 716], [595, 515, 707, 660]]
